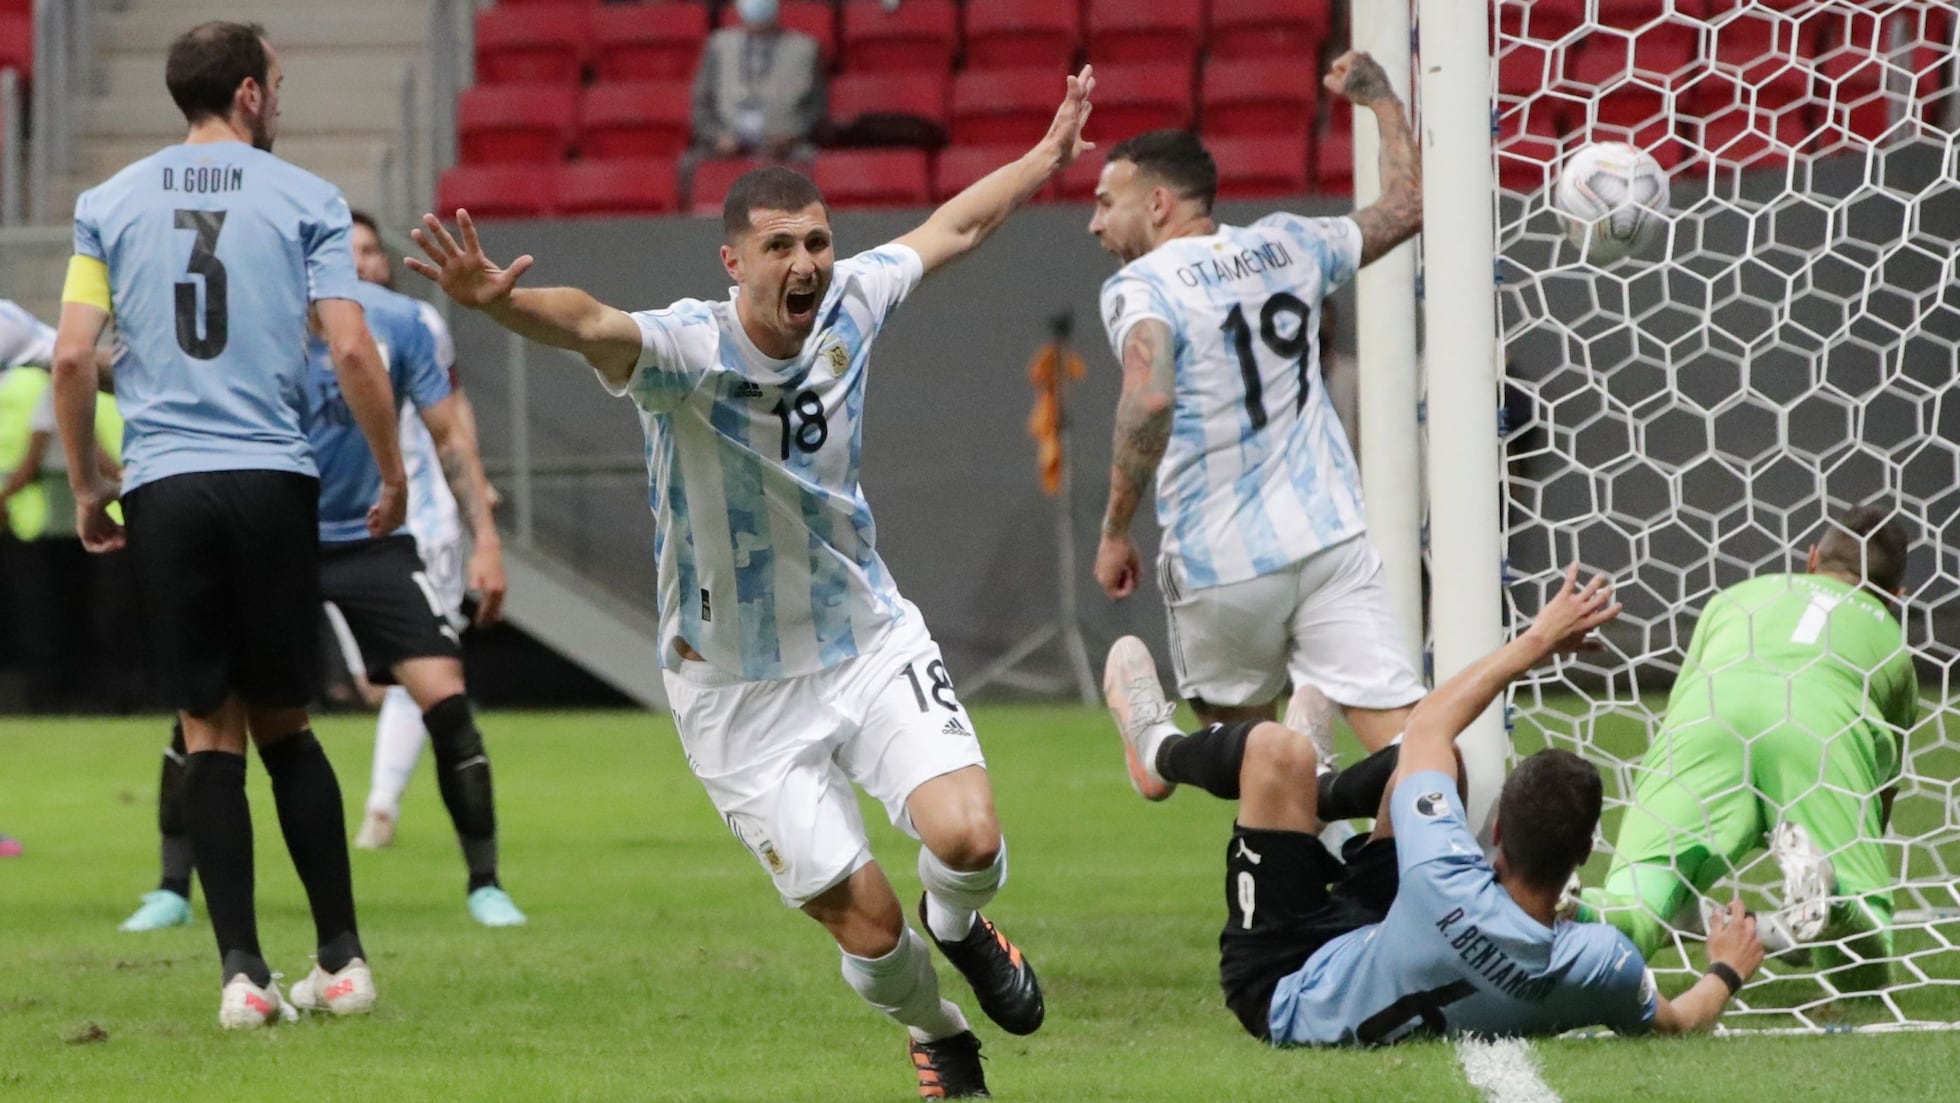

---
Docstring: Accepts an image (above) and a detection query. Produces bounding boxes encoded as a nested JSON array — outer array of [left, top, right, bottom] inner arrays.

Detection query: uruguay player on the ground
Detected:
[[409, 67, 1097, 1101], [51, 20, 404, 1029], [1101, 565, 1766, 1044], [1088, 51, 1427, 768], [341, 209, 512, 866]]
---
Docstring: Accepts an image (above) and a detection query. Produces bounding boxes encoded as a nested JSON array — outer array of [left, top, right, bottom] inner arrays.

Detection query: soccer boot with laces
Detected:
[[919, 896, 1044, 1036], [1769, 821, 1835, 944], [217, 972, 296, 1030], [288, 956, 377, 1017], [1101, 636, 1179, 801], [909, 1030, 989, 1099]]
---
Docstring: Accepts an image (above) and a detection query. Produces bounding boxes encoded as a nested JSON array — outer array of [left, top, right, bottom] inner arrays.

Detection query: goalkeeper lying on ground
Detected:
[[1575, 504, 1917, 984]]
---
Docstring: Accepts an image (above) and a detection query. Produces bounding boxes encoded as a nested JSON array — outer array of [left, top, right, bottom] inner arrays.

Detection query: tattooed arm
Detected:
[[419, 392, 508, 625], [1095, 318, 1176, 600], [1323, 50, 1423, 266]]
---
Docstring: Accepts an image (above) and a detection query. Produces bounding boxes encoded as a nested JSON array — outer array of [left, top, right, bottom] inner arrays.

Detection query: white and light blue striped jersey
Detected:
[[602, 243, 924, 681], [73, 141, 363, 493], [1269, 772, 1658, 1046], [1100, 213, 1368, 590], [304, 281, 449, 543], [403, 300, 463, 553], [0, 300, 56, 370]]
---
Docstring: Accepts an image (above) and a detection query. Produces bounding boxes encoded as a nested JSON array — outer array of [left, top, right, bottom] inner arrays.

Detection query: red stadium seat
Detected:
[[814, 149, 931, 209], [496, 0, 595, 6], [1090, 63, 1195, 139], [1495, 107, 1563, 192], [438, 166, 554, 220], [1207, 132, 1310, 199], [1202, 58, 1318, 139], [556, 159, 680, 216], [1681, 71, 1811, 168], [1051, 153, 1105, 201], [1207, 0, 1329, 62], [715, 0, 838, 64], [0, 0, 34, 13], [1813, 47, 1888, 142], [1085, 0, 1204, 69], [591, 3, 711, 83], [1497, 0, 1585, 44], [475, 5, 588, 85], [688, 156, 776, 216], [458, 84, 578, 165], [964, 0, 1080, 73], [828, 71, 950, 148], [1313, 127, 1352, 194], [841, 0, 958, 75], [950, 68, 1063, 147], [579, 81, 693, 161], [932, 145, 1027, 200]]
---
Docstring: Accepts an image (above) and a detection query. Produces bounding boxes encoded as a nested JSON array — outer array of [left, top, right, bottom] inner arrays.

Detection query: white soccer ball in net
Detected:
[[1552, 141, 1669, 265]]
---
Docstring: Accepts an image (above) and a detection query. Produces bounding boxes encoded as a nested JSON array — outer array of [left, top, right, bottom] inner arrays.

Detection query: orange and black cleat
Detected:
[[918, 895, 1045, 1036], [910, 1030, 989, 1099]]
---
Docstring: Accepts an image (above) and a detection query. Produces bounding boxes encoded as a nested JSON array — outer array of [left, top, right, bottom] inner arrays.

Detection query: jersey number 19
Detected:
[[1220, 291, 1311, 431], [174, 209, 229, 359]]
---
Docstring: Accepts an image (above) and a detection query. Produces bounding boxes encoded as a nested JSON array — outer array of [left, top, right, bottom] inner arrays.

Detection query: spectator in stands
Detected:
[[689, 0, 825, 165]]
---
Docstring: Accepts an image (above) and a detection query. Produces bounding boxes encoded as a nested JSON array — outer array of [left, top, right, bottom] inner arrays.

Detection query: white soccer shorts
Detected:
[[1160, 534, 1426, 711], [660, 600, 988, 907]]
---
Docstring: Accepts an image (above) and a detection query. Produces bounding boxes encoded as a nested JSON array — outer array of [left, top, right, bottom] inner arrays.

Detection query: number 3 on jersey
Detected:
[[174, 209, 229, 359]]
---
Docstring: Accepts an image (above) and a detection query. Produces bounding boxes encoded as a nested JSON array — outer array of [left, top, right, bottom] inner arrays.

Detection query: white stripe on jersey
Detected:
[[604, 244, 923, 681], [1100, 214, 1369, 590], [405, 301, 461, 550]]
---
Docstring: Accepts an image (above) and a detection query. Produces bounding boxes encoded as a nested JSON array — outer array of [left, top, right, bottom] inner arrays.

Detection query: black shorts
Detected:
[[1219, 827, 1401, 1041], [123, 469, 322, 716], [320, 534, 460, 684]]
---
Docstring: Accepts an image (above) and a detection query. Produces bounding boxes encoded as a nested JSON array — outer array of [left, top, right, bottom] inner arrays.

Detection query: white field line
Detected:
[[1456, 1035, 1564, 1103]]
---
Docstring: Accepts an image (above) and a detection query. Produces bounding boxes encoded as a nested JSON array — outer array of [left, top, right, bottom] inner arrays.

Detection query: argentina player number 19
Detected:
[[1219, 290, 1310, 430]]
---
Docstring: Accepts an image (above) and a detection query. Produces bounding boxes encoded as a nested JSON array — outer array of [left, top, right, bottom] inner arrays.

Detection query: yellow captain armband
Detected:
[[62, 255, 112, 312]]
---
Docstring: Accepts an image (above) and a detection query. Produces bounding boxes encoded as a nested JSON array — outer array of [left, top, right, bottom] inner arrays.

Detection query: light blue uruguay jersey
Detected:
[[1100, 214, 1368, 590], [1270, 771, 1658, 1046], [402, 300, 462, 552], [73, 141, 362, 493], [304, 281, 449, 544], [603, 243, 923, 681]]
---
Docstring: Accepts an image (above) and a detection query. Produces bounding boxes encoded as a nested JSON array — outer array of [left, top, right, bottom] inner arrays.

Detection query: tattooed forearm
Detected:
[[1102, 320, 1176, 536], [438, 440, 494, 545], [1353, 93, 1423, 266]]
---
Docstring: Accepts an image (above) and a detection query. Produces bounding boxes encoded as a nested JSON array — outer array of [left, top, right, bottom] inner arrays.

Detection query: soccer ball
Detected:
[[1553, 142, 1669, 265]]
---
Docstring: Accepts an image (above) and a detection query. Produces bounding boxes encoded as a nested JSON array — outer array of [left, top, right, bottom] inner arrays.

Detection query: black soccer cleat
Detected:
[[918, 895, 1045, 1036], [910, 1030, 990, 1099]]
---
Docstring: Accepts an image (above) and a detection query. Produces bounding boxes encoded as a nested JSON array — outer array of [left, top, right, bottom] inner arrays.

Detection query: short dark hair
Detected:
[[349, 209, 380, 237], [166, 22, 270, 125], [1495, 749, 1602, 888], [1817, 503, 1911, 594], [1106, 130, 1218, 213], [722, 166, 826, 240]]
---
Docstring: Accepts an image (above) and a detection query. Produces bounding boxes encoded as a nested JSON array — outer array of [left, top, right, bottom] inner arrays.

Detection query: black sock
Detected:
[[158, 723, 194, 898], [424, 694, 501, 894], [258, 730, 363, 966], [1153, 721, 1260, 801], [1317, 744, 1403, 821], [183, 750, 265, 985]]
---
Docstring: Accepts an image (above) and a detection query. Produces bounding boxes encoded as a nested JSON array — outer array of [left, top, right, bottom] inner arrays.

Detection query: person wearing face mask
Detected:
[[690, 0, 825, 167]]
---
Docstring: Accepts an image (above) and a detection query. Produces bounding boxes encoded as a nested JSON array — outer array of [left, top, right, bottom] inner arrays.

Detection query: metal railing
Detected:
[[29, 0, 101, 224], [383, 0, 476, 227]]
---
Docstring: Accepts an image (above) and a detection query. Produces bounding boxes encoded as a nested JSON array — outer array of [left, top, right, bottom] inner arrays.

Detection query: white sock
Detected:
[[918, 840, 1007, 943], [366, 686, 427, 819], [840, 928, 969, 1042]]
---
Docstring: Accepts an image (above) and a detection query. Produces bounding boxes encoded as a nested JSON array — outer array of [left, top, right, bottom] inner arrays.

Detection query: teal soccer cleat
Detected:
[[120, 889, 193, 932], [468, 886, 528, 927]]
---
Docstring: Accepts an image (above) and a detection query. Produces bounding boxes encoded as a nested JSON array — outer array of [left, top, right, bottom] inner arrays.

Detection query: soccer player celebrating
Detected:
[[409, 68, 1098, 1100], [1089, 51, 1426, 763], [52, 22, 403, 1027], [1575, 505, 1917, 981], [1102, 566, 1765, 1044]]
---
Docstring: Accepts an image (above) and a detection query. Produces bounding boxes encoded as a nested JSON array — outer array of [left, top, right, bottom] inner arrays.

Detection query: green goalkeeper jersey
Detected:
[[1663, 573, 1918, 778]]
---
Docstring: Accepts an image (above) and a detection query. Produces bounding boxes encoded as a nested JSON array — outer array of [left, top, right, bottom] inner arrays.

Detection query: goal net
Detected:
[[1489, 0, 1960, 1032]]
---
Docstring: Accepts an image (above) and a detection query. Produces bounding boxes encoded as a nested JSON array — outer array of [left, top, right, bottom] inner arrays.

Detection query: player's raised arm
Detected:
[[1094, 317, 1174, 600], [317, 300, 408, 536], [1324, 51, 1422, 267], [1397, 564, 1620, 780], [893, 66, 1096, 275], [408, 211, 643, 390]]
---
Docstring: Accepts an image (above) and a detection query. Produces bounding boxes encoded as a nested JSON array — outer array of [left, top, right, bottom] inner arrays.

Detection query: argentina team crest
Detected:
[[814, 339, 847, 380]]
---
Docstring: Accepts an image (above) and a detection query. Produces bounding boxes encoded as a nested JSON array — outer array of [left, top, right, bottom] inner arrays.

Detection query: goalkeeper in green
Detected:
[[1575, 505, 1916, 977]]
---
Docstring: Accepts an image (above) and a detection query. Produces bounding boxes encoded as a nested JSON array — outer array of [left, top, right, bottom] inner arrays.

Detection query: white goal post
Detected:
[[1405, 0, 1960, 1033]]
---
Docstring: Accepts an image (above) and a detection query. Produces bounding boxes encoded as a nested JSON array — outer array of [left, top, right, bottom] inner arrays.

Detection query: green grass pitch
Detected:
[[3, 705, 1957, 1101]]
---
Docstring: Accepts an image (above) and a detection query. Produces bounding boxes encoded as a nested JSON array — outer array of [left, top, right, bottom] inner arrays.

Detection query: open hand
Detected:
[[1324, 50, 1397, 107], [1042, 65, 1097, 170], [1527, 562, 1621, 654], [406, 210, 536, 310]]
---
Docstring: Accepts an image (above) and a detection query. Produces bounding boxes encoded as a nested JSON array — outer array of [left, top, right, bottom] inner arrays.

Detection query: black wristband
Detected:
[[1707, 962, 1743, 996]]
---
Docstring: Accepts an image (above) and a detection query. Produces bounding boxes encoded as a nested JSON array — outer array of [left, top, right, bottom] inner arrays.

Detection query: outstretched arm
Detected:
[[1094, 318, 1174, 600], [1398, 564, 1621, 781], [893, 66, 1096, 275], [407, 211, 643, 390], [1323, 51, 1423, 267], [1652, 899, 1765, 1033]]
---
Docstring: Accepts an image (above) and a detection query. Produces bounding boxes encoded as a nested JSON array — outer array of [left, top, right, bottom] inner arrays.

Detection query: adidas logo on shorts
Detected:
[[941, 717, 970, 737]]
